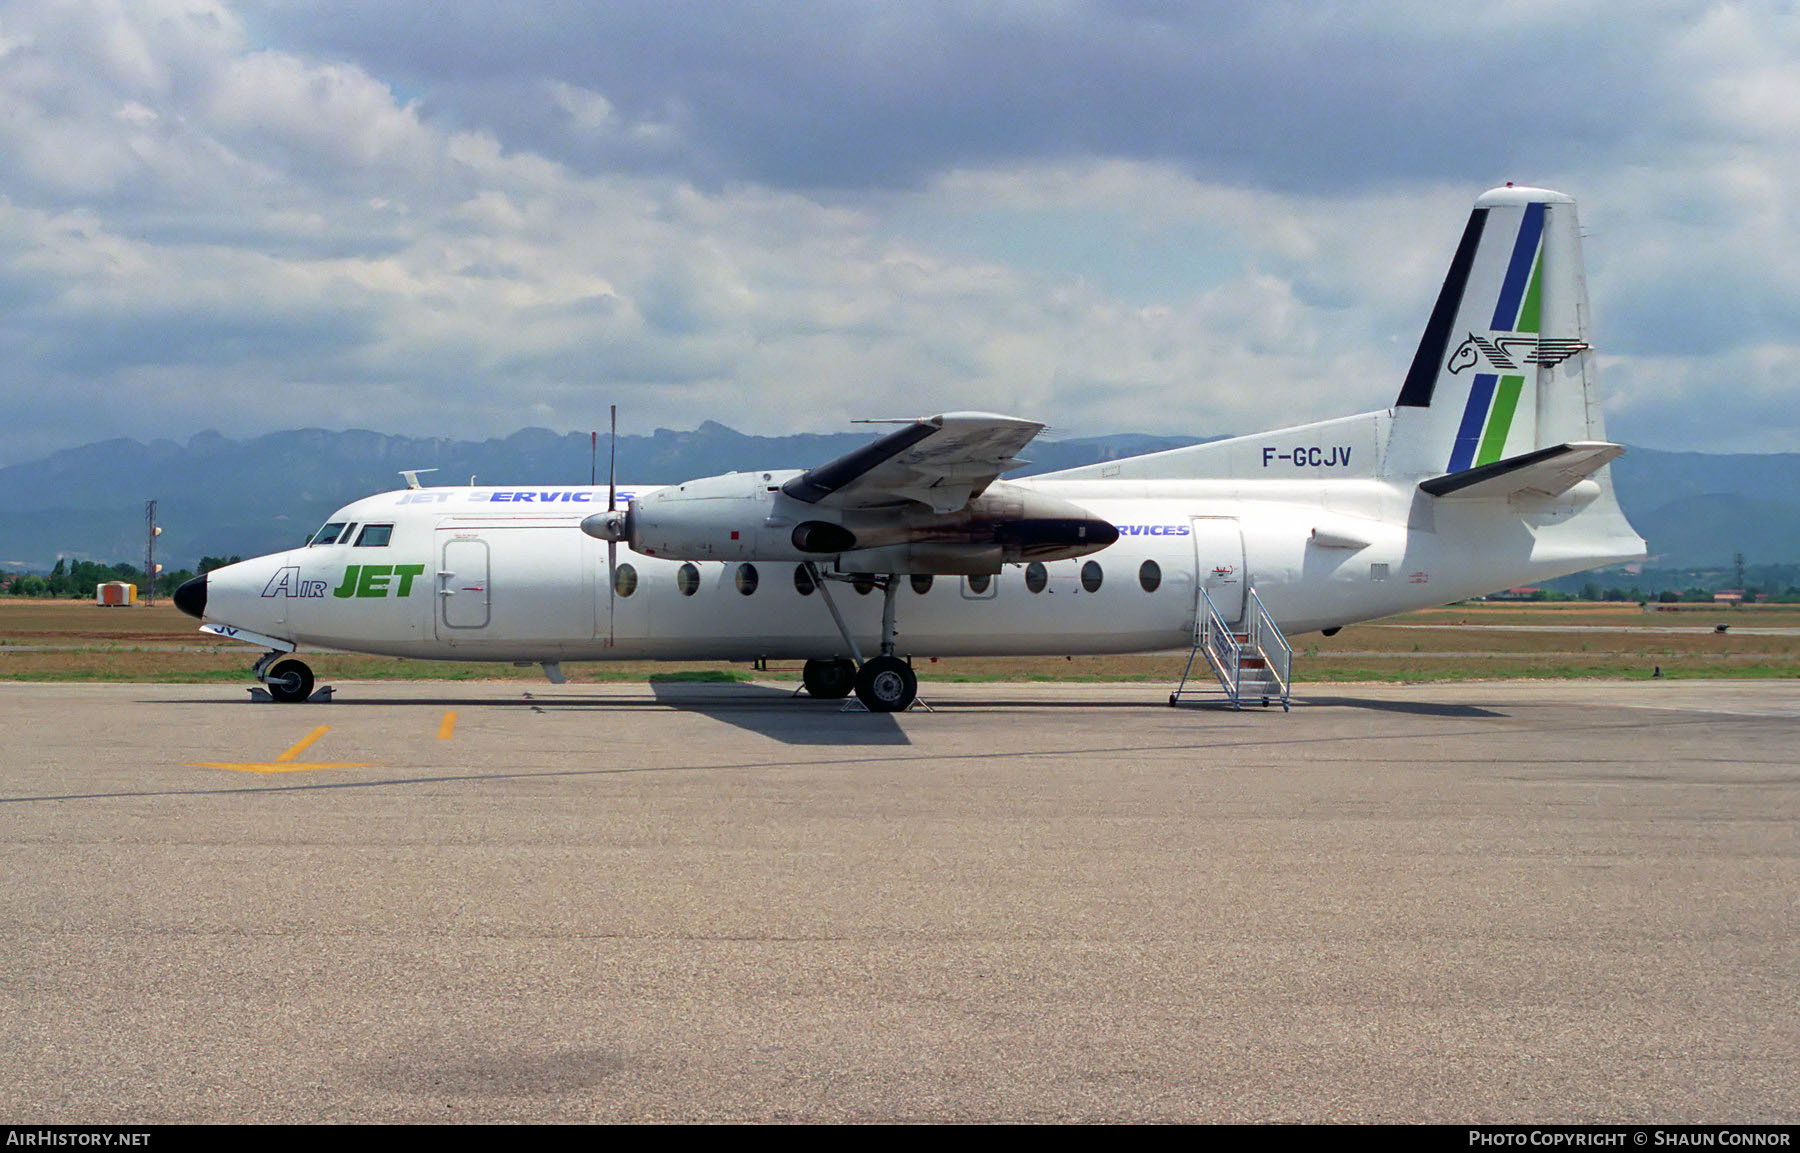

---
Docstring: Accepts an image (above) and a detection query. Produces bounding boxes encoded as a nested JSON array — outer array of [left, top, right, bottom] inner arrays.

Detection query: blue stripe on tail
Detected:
[[1448, 373, 1498, 472], [1491, 202, 1545, 332]]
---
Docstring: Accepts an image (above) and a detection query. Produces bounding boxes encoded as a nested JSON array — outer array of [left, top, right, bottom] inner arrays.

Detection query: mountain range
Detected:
[[2, 425, 1795, 574]]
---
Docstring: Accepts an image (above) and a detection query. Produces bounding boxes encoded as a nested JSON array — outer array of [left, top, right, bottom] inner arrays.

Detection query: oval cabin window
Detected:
[[1138, 559, 1161, 593], [613, 563, 638, 598], [1025, 562, 1048, 593], [676, 563, 700, 596], [736, 563, 759, 595], [1080, 561, 1103, 593]]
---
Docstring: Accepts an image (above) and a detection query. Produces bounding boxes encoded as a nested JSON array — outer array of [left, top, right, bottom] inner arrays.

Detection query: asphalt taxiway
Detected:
[[2, 678, 1795, 1122]]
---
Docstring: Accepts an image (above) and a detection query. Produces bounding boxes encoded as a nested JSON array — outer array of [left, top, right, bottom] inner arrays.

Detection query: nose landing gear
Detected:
[[251, 650, 320, 704]]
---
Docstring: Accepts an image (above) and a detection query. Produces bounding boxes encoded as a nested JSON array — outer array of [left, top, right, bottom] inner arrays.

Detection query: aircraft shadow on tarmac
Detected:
[[153, 681, 913, 747], [1297, 695, 1504, 718], [647, 680, 911, 745], [145, 684, 1501, 729]]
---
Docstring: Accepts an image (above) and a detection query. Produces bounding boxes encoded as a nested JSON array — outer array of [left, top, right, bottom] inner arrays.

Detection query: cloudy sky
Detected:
[[1, 0, 1795, 467]]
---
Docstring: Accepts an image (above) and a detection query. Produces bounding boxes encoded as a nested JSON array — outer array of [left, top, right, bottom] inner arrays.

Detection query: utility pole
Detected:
[[144, 500, 161, 605]]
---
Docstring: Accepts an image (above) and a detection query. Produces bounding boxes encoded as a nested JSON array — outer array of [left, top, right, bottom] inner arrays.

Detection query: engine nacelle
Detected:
[[833, 544, 1005, 577], [599, 472, 1118, 573], [612, 470, 801, 561]]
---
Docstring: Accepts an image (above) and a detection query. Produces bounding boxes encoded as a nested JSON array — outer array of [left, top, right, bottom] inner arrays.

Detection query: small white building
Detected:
[[95, 581, 137, 606]]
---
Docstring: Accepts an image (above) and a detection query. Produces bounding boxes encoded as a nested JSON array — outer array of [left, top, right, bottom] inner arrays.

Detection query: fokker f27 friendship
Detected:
[[176, 186, 1647, 711]]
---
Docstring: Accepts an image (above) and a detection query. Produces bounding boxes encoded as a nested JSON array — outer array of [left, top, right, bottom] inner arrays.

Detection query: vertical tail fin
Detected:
[[1386, 186, 1606, 481]]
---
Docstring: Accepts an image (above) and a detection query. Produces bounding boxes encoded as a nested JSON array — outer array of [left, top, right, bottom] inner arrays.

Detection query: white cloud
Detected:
[[210, 52, 433, 174], [0, 0, 1795, 467]]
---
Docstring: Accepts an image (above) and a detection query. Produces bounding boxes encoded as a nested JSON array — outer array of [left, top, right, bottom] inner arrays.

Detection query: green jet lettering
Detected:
[[331, 564, 426, 598]]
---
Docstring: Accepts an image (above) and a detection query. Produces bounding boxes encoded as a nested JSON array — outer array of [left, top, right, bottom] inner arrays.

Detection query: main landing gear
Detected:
[[852, 655, 917, 712], [802, 653, 919, 711], [801, 657, 857, 700], [799, 565, 923, 713]]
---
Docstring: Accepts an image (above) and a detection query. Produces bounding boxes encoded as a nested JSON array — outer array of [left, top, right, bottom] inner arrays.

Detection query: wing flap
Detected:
[[782, 412, 1045, 513]]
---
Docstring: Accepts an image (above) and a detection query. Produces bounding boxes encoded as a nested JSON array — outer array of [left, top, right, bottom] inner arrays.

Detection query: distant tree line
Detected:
[[1, 556, 241, 599], [1530, 562, 1800, 604], [1511, 585, 1800, 604]]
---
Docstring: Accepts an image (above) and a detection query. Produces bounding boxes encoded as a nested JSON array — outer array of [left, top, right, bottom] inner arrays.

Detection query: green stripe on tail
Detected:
[[1476, 375, 1526, 465]]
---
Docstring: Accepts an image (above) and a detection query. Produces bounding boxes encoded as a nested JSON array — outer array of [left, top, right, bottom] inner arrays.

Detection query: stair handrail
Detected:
[[1243, 587, 1292, 704], [1196, 584, 1242, 704]]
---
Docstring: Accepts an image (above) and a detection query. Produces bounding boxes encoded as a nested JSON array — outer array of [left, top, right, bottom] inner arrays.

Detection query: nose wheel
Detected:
[[265, 658, 315, 703], [252, 651, 317, 703]]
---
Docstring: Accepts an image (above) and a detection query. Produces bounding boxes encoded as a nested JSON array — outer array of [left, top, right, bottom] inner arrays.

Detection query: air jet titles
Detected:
[[333, 564, 426, 598], [259, 564, 426, 599]]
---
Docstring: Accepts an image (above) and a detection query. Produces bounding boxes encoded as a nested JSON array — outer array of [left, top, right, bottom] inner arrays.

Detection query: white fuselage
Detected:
[[199, 472, 1637, 663]]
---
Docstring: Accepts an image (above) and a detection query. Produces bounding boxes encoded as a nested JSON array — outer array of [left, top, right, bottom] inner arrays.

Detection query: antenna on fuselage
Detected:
[[399, 468, 438, 491]]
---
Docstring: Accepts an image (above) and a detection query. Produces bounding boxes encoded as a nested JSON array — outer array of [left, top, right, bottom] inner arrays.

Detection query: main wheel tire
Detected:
[[266, 658, 315, 704], [802, 657, 857, 700], [854, 655, 917, 713]]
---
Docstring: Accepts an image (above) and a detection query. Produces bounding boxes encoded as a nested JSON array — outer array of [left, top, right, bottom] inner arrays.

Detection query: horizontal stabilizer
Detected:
[[1418, 441, 1623, 500]]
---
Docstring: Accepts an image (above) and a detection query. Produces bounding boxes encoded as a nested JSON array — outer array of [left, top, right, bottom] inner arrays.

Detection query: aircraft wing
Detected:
[[780, 412, 1045, 513], [1418, 441, 1624, 501]]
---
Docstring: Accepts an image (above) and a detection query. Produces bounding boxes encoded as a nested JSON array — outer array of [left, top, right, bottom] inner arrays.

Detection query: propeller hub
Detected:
[[580, 510, 630, 543]]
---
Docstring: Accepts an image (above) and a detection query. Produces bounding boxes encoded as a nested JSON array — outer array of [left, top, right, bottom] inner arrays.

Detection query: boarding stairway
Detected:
[[1170, 586, 1292, 710]]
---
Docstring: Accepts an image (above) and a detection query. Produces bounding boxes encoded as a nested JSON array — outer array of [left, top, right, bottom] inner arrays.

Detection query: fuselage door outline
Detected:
[[1191, 516, 1247, 626], [439, 535, 491, 631]]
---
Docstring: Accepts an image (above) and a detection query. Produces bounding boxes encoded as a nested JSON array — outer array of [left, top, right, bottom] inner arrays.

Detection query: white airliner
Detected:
[[175, 185, 1646, 711]]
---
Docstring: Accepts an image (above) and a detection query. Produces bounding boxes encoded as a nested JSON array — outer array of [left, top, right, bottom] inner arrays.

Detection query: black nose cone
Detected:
[[173, 574, 207, 619]]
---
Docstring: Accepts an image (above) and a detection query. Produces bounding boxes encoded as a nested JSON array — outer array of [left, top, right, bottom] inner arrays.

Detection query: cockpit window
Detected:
[[309, 522, 347, 546], [354, 524, 394, 547]]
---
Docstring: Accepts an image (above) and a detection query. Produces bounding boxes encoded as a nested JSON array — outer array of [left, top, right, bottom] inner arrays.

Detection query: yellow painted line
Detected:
[[186, 761, 376, 775], [277, 726, 332, 762], [438, 711, 457, 740], [186, 724, 377, 774]]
